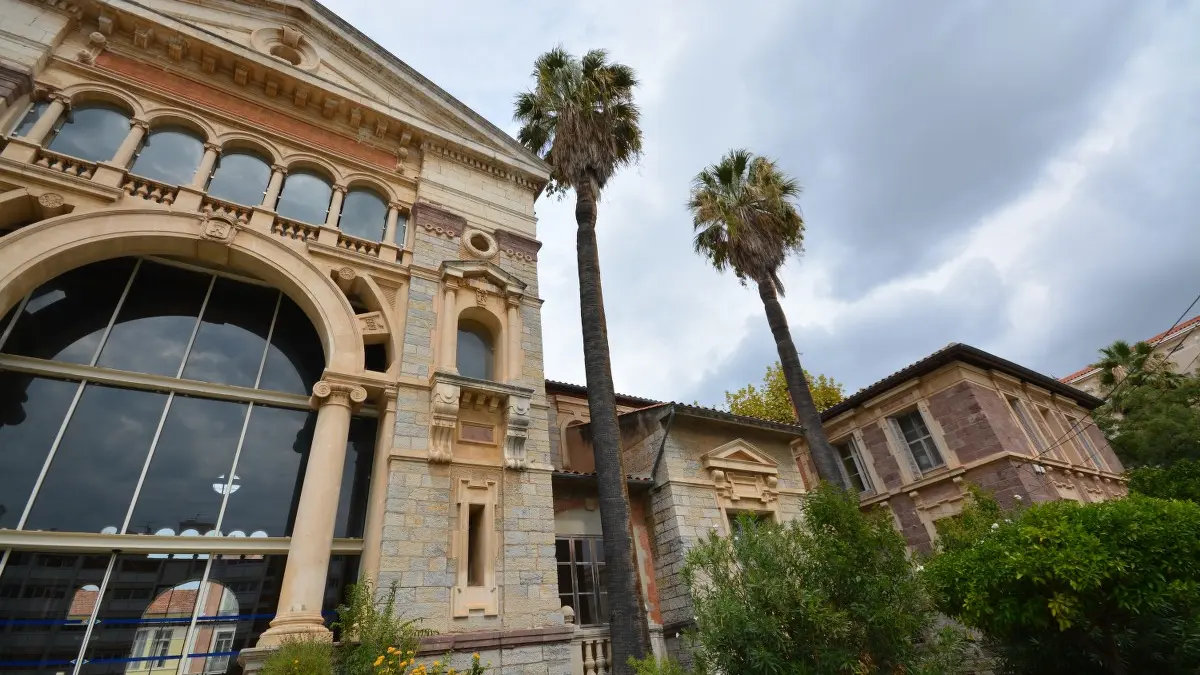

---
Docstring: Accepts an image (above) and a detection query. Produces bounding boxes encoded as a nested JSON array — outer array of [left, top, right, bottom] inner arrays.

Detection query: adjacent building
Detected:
[[1060, 314, 1200, 396]]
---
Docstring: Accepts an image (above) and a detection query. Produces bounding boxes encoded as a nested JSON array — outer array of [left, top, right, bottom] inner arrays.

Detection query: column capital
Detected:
[[444, 277, 462, 290], [387, 200, 405, 211], [203, 141, 221, 153], [271, 163, 289, 175], [506, 294, 522, 308], [46, 91, 71, 106], [129, 118, 150, 131], [331, 183, 348, 194], [311, 380, 367, 409]]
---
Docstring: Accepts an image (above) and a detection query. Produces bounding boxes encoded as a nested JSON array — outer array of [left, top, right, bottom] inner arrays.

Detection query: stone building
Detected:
[[793, 343, 1127, 551], [1060, 314, 1200, 397]]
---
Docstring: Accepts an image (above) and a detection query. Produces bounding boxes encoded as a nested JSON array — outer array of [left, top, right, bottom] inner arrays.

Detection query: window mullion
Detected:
[[15, 379, 87, 529], [174, 555, 215, 675], [69, 552, 118, 675], [214, 402, 256, 532], [253, 292, 283, 390], [120, 392, 177, 534], [177, 275, 216, 378], [0, 291, 31, 352], [89, 258, 142, 367]]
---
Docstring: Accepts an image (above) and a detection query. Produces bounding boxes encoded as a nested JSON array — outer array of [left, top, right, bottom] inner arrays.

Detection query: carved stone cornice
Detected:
[[312, 380, 368, 409]]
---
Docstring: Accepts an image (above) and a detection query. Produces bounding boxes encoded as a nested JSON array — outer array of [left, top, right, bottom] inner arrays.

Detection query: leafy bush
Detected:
[[260, 638, 334, 675], [627, 655, 691, 675], [1129, 459, 1200, 503], [333, 581, 425, 675]]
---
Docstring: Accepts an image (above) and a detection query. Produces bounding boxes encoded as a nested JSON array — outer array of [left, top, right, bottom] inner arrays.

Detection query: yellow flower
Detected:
[[293, 660, 299, 665], [433, 662, 440, 667], [374, 656, 385, 667], [472, 653, 480, 660], [407, 651, 415, 656]]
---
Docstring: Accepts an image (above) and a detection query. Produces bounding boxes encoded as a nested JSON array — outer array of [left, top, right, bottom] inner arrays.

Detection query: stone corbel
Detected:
[[504, 393, 531, 470], [429, 381, 460, 463]]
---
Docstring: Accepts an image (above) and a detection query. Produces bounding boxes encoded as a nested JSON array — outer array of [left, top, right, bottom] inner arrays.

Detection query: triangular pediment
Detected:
[[105, 0, 547, 179], [701, 440, 779, 475]]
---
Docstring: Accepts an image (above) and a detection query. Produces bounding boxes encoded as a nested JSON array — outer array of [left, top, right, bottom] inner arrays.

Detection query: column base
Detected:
[[256, 611, 332, 647]]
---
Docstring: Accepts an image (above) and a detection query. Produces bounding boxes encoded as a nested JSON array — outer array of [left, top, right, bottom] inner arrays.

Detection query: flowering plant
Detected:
[[371, 648, 488, 675]]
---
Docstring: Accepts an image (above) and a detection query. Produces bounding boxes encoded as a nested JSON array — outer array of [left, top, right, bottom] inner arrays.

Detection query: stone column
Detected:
[[359, 387, 396, 587], [384, 202, 403, 245], [324, 184, 346, 228], [110, 118, 148, 167], [258, 380, 367, 645], [191, 142, 220, 189], [262, 164, 287, 210], [506, 294, 522, 384], [438, 277, 460, 373], [22, 92, 69, 145]]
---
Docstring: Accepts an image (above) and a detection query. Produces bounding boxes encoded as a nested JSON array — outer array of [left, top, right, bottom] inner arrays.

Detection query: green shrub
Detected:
[[260, 638, 334, 675], [333, 581, 425, 675], [627, 655, 690, 675]]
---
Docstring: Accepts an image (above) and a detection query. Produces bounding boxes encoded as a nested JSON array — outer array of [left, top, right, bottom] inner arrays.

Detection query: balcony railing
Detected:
[[570, 625, 613, 675], [336, 231, 381, 257], [271, 215, 321, 243], [200, 195, 253, 224], [33, 148, 96, 179], [121, 174, 178, 205]]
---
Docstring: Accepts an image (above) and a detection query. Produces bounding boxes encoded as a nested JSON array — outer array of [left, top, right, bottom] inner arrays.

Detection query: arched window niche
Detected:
[[339, 186, 388, 241], [206, 148, 272, 207], [276, 169, 333, 224], [129, 125, 205, 185], [45, 102, 131, 162], [457, 309, 499, 382]]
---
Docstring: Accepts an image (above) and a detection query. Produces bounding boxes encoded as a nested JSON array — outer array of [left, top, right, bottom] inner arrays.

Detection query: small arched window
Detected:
[[339, 187, 388, 241], [129, 126, 205, 185], [9, 100, 48, 137], [46, 103, 131, 162], [206, 150, 272, 206], [276, 171, 333, 224], [457, 319, 494, 381]]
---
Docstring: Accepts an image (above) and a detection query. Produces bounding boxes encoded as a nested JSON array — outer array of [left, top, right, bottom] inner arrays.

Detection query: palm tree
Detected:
[[514, 47, 649, 668], [1094, 339, 1180, 411], [688, 149, 846, 488]]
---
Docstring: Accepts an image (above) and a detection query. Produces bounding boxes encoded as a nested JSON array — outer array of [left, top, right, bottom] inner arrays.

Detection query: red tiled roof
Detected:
[[1059, 314, 1200, 383]]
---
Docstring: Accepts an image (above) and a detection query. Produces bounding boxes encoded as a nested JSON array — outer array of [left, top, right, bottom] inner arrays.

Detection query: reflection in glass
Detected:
[[457, 320, 494, 380], [205, 151, 271, 207], [275, 172, 332, 225], [221, 405, 315, 536], [0, 551, 110, 673], [182, 279, 278, 388], [1, 257, 136, 364], [46, 104, 131, 163], [334, 417, 376, 538], [338, 189, 387, 241], [126, 396, 248, 535], [23, 384, 168, 533], [96, 261, 210, 377], [129, 127, 204, 185], [0, 374, 79, 529], [10, 99, 48, 137], [258, 297, 324, 395]]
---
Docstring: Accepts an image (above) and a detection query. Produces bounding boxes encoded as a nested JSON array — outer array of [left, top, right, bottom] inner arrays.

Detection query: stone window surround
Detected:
[[881, 402, 955, 485], [830, 430, 880, 496], [701, 439, 782, 535], [452, 475, 499, 618], [989, 370, 1100, 469]]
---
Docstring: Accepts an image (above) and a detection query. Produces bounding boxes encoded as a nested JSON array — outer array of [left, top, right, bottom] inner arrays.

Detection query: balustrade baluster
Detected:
[[583, 639, 597, 675]]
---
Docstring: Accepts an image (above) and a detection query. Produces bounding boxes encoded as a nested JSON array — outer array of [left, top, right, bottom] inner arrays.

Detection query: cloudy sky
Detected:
[[328, 0, 1200, 406]]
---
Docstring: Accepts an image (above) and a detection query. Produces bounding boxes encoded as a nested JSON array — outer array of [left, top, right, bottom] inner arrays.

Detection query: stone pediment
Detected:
[[701, 440, 779, 476], [101, 0, 547, 179], [441, 260, 527, 296]]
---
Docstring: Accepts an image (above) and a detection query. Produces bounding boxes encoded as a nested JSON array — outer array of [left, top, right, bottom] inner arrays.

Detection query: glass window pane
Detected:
[[10, 100, 48, 137], [577, 594, 597, 625], [129, 127, 204, 185], [24, 384, 169, 533], [339, 189, 387, 241], [205, 151, 271, 207], [0, 374, 80, 529], [574, 563, 594, 594], [181, 279, 278, 388], [257, 297, 324, 396], [96, 261, 210, 377], [334, 417, 376, 538], [126, 396, 248, 536], [393, 214, 407, 246], [555, 539, 570, 564], [323, 555, 359, 631], [79, 554, 207, 675], [275, 172, 332, 225], [192, 554, 287, 675], [1, 257, 136, 364], [220, 405, 315, 537], [0, 551, 110, 675], [46, 104, 130, 163], [557, 566, 573, 595], [457, 323, 493, 381]]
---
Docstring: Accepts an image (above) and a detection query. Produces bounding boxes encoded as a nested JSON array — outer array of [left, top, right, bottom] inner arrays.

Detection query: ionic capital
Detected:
[[129, 118, 150, 131], [311, 380, 367, 409], [271, 164, 289, 175]]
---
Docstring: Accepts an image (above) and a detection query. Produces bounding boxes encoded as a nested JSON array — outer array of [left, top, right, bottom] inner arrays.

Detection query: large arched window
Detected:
[[0, 257, 373, 539], [205, 149, 272, 206], [276, 170, 333, 224], [8, 99, 48, 137], [457, 319, 495, 381], [45, 103, 131, 162], [338, 187, 388, 241], [129, 126, 205, 185]]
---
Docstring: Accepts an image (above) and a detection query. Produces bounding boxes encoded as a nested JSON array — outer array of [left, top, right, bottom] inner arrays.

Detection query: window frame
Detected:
[[1066, 414, 1105, 471], [555, 535, 608, 626], [1007, 396, 1049, 457], [834, 436, 874, 495], [888, 409, 945, 477]]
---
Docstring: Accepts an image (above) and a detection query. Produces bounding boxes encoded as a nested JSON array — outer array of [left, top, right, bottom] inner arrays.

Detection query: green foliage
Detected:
[[260, 638, 334, 675], [725, 361, 844, 422], [1093, 339, 1181, 409], [627, 656, 692, 675], [334, 581, 425, 675], [1129, 458, 1200, 503], [1097, 372, 1200, 467], [682, 483, 972, 674], [926, 490, 1200, 674]]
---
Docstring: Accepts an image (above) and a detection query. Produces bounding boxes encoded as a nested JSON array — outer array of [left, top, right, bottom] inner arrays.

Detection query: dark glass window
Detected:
[[95, 261, 210, 377], [334, 417, 376, 538], [0, 374, 80, 529], [46, 104, 130, 163], [23, 384, 168, 533], [393, 213, 408, 246], [892, 410, 944, 474], [0, 552, 110, 672], [258, 298, 324, 396], [205, 151, 271, 207], [125, 396, 248, 536], [181, 279, 278, 388], [457, 320, 494, 381], [129, 127, 204, 185], [220, 405, 315, 537], [835, 439, 873, 494], [338, 189, 387, 241], [10, 99, 49, 137], [276, 172, 332, 225], [1, 257, 137, 364], [555, 536, 608, 625]]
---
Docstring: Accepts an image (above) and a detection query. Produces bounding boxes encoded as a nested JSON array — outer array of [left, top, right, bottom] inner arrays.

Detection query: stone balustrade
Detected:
[[120, 174, 178, 205], [33, 147, 96, 179], [570, 625, 613, 675]]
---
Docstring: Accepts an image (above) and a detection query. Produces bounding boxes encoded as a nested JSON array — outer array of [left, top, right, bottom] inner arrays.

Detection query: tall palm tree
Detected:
[[688, 149, 846, 488], [1094, 339, 1180, 410], [514, 47, 649, 668]]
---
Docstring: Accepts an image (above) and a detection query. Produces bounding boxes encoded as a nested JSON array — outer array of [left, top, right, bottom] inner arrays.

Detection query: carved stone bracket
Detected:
[[504, 394, 531, 470], [428, 371, 535, 468], [429, 381, 460, 463]]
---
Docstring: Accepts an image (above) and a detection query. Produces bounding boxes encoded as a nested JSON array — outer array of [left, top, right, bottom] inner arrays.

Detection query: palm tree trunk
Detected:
[[756, 277, 847, 488], [575, 180, 650, 671]]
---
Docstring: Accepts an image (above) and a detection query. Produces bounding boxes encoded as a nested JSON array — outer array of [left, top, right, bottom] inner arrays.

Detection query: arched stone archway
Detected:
[[0, 209, 363, 374]]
